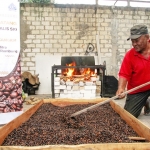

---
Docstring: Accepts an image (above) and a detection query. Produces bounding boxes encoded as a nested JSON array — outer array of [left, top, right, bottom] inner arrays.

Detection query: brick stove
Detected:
[[51, 56, 118, 99]]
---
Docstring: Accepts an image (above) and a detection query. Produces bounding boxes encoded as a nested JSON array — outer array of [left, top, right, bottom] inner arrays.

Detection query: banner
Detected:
[[0, 0, 22, 124]]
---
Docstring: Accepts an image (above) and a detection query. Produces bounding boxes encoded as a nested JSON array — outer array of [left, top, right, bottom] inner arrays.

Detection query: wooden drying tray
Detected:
[[0, 98, 150, 150]]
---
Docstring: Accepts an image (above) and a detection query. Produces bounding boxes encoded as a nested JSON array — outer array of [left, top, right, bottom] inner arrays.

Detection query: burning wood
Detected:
[[62, 61, 96, 78], [60, 74, 96, 83]]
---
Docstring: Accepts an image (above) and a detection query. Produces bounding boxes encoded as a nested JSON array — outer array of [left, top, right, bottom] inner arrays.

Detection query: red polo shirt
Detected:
[[119, 44, 150, 94]]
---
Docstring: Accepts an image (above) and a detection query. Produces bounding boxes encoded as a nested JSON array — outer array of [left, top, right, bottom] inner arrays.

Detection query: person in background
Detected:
[[116, 24, 150, 118]]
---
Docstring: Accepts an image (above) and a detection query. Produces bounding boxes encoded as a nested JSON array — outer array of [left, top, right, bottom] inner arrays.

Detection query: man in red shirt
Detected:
[[116, 24, 150, 118]]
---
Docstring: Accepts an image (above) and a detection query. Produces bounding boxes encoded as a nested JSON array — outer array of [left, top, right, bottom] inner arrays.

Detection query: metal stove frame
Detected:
[[51, 65, 106, 98]]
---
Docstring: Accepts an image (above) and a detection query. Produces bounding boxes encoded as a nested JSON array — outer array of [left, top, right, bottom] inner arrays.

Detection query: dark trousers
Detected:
[[124, 90, 150, 118]]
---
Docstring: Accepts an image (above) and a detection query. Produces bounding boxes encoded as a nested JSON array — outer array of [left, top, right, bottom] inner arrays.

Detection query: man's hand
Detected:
[[116, 88, 126, 99], [116, 77, 128, 99]]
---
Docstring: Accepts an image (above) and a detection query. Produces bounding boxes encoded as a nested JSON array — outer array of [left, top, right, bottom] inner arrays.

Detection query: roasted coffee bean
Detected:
[[10, 108, 15, 112], [17, 95, 21, 99], [14, 71, 20, 78], [6, 96, 11, 100], [16, 106, 21, 111], [0, 95, 6, 102], [12, 98, 19, 104], [5, 99, 14, 106], [16, 78, 22, 85], [0, 85, 5, 91], [0, 102, 6, 107], [3, 79, 9, 83], [0, 92, 4, 97], [17, 88, 22, 94], [0, 107, 4, 111], [10, 91, 18, 98], [3, 92, 10, 96], [4, 88, 11, 92], [16, 103, 21, 107], [18, 99, 23, 105], [4, 106, 10, 113], [9, 76, 15, 82], [0, 80, 3, 88], [17, 66, 21, 72], [11, 104, 17, 109], [4, 82, 14, 90]]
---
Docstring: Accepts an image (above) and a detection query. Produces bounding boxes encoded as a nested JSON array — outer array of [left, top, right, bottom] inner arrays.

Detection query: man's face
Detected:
[[131, 35, 149, 53]]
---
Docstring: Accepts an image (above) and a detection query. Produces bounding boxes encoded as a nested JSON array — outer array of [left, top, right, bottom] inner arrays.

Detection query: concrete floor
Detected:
[[23, 94, 52, 112], [114, 98, 150, 128]]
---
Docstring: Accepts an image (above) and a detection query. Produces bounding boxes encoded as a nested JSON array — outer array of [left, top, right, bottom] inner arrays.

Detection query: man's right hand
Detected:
[[116, 77, 128, 99], [116, 88, 126, 99]]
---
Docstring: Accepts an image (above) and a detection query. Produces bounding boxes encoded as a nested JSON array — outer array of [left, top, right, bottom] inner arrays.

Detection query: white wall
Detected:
[[35, 54, 62, 94]]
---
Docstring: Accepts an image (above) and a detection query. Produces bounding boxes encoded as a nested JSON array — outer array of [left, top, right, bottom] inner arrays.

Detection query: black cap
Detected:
[[127, 25, 148, 41]]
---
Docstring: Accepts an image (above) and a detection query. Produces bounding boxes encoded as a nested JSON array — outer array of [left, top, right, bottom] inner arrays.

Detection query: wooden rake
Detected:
[[70, 81, 150, 118]]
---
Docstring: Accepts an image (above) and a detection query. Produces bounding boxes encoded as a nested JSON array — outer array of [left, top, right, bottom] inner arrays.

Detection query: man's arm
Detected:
[[116, 77, 128, 99]]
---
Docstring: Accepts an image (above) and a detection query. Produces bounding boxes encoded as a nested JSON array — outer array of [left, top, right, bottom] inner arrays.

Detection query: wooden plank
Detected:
[[43, 98, 107, 107], [110, 100, 150, 141], [0, 143, 150, 150], [43, 98, 107, 103], [128, 136, 146, 141], [0, 100, 43, 145]]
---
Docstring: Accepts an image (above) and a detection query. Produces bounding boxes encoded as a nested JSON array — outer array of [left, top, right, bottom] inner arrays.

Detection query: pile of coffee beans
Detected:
[[2, 103, 139, 146], [0, 57, 23, 113]]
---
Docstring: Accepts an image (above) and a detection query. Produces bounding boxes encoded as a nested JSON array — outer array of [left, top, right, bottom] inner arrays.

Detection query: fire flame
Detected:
[[62, 61, 96, 78], [65, 61, 76, 76]]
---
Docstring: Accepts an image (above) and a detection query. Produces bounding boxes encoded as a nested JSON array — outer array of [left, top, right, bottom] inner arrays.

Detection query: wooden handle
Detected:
[[70, 81, 150, 118], [128, 137, 146, 141]]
